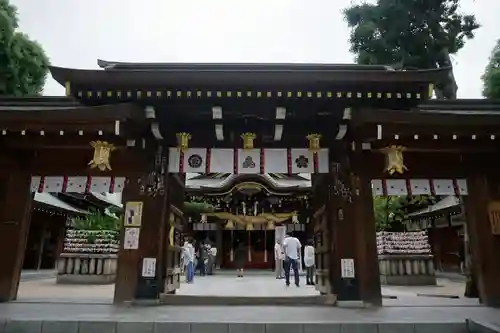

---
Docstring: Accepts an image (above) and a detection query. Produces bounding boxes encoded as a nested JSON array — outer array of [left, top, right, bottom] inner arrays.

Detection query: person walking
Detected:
[[274, 239, 285, 279], [304, 239, 315, 285], [283, 234, 302, 287], [182, 240, 195, 283]]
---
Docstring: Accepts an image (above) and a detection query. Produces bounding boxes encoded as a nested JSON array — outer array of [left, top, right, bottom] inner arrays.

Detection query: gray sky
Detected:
[[12, 0, 499, 98]]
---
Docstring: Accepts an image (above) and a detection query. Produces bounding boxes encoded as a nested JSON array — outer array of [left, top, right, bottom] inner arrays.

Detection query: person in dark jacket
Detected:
[[197, 242, 207, 276], [234, 242, 247, 277]]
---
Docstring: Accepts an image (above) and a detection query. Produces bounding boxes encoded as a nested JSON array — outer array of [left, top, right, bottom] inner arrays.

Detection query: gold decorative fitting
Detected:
[[176, 132, 192, 152], [225, 220, 234, 229], [241, 132, 256, 150], [65, 82, 71, 96], [88, 141, 116, 171], [266, 221, 275, 230], [306, 133, 322, 152], [382, 145, 408, 175]]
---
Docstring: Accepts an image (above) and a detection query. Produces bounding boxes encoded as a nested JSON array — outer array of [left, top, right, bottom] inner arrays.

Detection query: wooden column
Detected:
[[311, 174, 330, 295], [353, 169, 382, 305], [0, 173, 34, 302], [329, 148, 381, 305], [463, 173, 500, 307], [215, 223, 223, 268], [113, 174, 170, 303], [36, 220, 48, 270]]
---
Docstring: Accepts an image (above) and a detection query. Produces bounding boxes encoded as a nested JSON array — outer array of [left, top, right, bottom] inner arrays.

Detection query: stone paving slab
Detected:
[[467, 319, 500, 333], [16, 275, 478, 307], [1, 303, 500, 323], [0, 320, 474, 333], [2, 303, 500, 333]]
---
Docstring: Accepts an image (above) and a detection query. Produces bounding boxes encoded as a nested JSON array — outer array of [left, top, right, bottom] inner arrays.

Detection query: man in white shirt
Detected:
[[182, 240, 195, 283], [274, 240, 285, 279], [303, 239, 315, 285], [282, 234, 302, 287]]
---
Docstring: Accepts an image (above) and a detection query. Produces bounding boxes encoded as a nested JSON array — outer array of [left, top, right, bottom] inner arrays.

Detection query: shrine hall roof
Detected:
[[49, 60, 451, 87], [34, 192, 88, 214], [185, 173, 311, 192]]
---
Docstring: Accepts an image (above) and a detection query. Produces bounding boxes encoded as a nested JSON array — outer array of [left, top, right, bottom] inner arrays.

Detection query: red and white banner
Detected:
[[31, 176, 126, 193], [371, 178, 468, 196], [167, 148, 330, 174]]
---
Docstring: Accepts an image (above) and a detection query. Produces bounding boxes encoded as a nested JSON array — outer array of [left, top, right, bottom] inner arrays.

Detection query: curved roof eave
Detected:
[[49, 65, 451, 87], [407, 196, 460, 218], [97, 59, 396, 71], [186, 174, 311, 192], [34, 193, 88, 214]]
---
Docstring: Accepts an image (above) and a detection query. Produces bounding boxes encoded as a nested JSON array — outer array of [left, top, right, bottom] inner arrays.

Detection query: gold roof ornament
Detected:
[[246, 223, 254, 231], [306, 133, 322, 152], [88, 141, 116, 171], [225, 220, 234, 229], [382, 145, 408, 175], [176, 132, 192, 152], [240, 132, 256, 150]]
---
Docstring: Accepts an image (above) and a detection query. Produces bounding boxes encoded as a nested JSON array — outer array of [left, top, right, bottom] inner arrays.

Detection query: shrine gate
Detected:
[[0, 62, 499, 307]]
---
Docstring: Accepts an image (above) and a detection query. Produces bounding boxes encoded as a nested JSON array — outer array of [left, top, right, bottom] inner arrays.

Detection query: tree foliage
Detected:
[[344, 0, 479, 99], [0, 0, 50, 96], [72, 210, 120, 231], [183, 201, 214, 218], [481, 39, 500, 99], [373, 195, 437, 231]]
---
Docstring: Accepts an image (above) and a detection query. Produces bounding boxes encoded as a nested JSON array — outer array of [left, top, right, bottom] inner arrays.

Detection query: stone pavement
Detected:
[[5, 274, 500, 333], [1, 302, 500, 333], [177, 275, 318, 297], [20, 269, 56, 282], [16, 274, 479, 306]]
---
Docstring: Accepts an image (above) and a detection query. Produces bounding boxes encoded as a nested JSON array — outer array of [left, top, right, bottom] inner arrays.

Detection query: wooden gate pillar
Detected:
[[353, 170, 382, 305], [463, 174, 500, 307], [113, 174, 170, 304], [0, 173, 33, 302], [329, 148, 381, 306]]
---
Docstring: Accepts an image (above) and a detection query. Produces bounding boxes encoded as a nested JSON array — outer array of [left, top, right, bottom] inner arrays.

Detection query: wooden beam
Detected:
[[1, 135, 129, 149], [353, 108, 500, 126], [352, 123, 500, 143], [0, 122, 118, 134], [0, 148, 148, 176], [366, 139, 500, 152], [0, 103, 143, 121], [360, 150, 500, 179]]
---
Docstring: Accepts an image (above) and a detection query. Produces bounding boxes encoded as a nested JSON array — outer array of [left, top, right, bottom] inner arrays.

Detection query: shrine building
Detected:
[[0, 60, 500, 307], [185, 173, 312, 270]]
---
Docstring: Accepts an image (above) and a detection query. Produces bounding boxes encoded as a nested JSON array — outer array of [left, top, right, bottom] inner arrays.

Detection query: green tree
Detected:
[[373, 195, 437, 231], [344, 0, 479, 99], [482, 39, 500, 99], [72, 210, 120, 231], [0, 0, 50, 95], [183, 201, 214, 218]]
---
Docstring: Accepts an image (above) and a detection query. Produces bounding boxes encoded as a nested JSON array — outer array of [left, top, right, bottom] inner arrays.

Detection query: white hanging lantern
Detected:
[[292, 214, 299, 224], [201, 214, 207, 223]]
